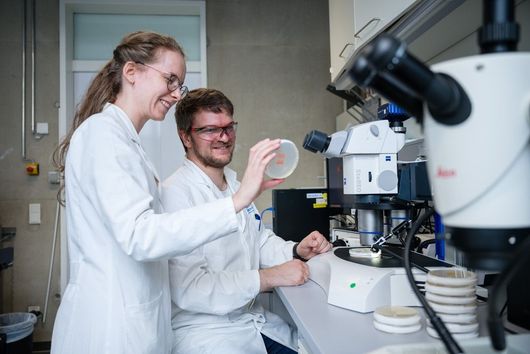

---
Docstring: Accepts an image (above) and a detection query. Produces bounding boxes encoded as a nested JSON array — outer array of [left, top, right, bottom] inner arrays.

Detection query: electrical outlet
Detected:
[[28, 305, 40, 313]]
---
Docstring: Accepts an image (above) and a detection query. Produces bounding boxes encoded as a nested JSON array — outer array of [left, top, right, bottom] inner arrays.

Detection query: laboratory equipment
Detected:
[[307, 246, 450, 313], [424, 269, 479, 339], [327, 0, 530, 351], [343, 3, 530, 271], [272, 189, 331, 242], [373, 306, 422, 334], [303, 108, 438, 315], [305, 108, 426, 247], [265, 139, 299, 179]]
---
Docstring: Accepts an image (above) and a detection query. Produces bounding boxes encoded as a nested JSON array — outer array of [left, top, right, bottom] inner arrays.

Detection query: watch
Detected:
[[292, 243, 307, 262]]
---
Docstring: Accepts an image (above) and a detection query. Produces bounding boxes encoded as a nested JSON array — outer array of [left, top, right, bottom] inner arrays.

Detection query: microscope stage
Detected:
[[308, 247, 451, 313]]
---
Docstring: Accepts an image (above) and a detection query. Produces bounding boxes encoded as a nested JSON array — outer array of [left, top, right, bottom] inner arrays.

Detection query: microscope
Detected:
[[304, 105, 430, 248], [307, 0, 529, 352], [303, 108, 447, 314]]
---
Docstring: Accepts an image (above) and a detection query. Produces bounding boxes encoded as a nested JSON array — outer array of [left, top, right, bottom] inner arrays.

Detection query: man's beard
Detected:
[[194, 142, 234, 169]]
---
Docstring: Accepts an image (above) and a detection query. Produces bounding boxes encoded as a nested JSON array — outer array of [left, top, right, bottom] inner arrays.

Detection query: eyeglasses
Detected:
[[190, 122, 238, 141], [135, 62, 189, 98]]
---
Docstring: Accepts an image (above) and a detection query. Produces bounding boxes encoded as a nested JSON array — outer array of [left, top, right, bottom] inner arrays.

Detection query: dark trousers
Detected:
[[261, 333, 297, 354]]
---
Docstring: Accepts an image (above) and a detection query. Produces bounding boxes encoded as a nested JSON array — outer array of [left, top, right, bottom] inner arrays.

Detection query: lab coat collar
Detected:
[[182, 158, 247, 234], [182, 158, 239, 192], [103, 103, 141, 143], [103, 103, 161, 183]]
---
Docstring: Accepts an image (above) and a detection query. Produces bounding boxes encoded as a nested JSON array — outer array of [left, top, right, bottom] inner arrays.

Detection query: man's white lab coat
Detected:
[[161, 159, 298, 354], [51, 104, 239, 354]]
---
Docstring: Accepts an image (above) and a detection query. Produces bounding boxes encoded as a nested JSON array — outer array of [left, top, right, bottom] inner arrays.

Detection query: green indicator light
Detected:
[[350, 283, 356, 288]]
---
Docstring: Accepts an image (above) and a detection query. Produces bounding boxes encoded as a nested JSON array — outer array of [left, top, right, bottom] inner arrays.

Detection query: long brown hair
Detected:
[[53, 31, 185, 204]]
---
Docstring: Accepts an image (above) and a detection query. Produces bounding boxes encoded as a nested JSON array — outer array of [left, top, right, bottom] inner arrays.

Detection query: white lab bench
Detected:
[[275, 279, 490, 354]]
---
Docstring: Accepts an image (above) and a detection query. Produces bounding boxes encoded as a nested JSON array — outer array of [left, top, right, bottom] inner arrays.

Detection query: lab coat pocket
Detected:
[[124, 291, 165, 354]]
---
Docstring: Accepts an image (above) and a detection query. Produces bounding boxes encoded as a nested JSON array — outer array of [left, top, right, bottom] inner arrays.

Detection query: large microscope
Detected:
[[304, 104, 428, 248], [305, 0, 530, 352], [303, 104, 446, 314]]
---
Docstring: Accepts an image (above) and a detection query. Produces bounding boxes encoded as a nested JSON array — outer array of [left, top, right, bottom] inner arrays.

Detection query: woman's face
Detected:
[[136, 49, 187, 123]]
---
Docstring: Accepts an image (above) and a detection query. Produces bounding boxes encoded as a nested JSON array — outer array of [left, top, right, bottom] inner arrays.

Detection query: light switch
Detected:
[[36, 122, 49, 135], [29, 203, 41, 225]]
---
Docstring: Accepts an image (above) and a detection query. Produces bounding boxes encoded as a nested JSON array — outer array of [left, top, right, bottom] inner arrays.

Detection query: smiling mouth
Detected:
[[160, 99, 172, 109], [212, 144, 233, 151]]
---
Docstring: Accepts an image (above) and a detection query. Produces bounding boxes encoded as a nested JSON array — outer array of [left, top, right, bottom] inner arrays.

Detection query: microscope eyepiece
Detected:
[[303, 130, 330, 154]]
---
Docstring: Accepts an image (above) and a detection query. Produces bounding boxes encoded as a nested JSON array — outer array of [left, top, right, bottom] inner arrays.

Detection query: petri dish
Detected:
[[427, 269, 477, 287], [265, 139, 299, 179], [425, 292, 476, 305], [428, 301, 477, 314], [349, 247, 381, 258], [435, 312, 477, 324], [373, 306, 420, 326], [424, 282, 476, 297], [426, 319, 479, 334], [373, 320, 422, 334], [426, 325, 478, 339]]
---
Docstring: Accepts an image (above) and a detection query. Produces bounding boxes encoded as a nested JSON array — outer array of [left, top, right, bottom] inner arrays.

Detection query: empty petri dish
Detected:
[[425, 292, 476, 305], [426, 325, 478, 339], [265, 139, 299, 179], [435, 312, 477, 324], [373, 320, 422, 334], [428, 301, 477, 314], [427, 319, 479, 333], [349, 247, 381, 258], [425, 282, 476, 297], [427, 269, 477, 287], [374, 306, 421, 326]]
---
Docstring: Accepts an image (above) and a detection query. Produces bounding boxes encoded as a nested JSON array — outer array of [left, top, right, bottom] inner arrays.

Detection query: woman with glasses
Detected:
[[51, 31, 283, 354]]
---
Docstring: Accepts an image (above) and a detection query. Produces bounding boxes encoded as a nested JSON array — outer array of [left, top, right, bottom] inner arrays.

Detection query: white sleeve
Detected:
[[162, 182, 260, 315], [257, 228, 295, 268], [168, 250, 261, 315], [72, 122, 238, 261]]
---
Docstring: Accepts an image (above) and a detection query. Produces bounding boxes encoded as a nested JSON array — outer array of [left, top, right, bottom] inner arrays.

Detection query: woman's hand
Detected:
[[232, 138, 284, 212]]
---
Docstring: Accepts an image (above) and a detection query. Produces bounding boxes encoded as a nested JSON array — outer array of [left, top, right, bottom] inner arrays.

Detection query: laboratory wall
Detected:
[[206, 0, 342, 213], [0, 0, 339, 342], [0, 0, 61, 343]]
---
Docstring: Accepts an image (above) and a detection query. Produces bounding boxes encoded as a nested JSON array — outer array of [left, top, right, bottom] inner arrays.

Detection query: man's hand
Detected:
[[258, 260, 309, 292], [296, 231, 332, 260]]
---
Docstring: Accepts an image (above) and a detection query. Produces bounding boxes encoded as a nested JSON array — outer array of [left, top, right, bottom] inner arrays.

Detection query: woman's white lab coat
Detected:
[[51, 104, 239, 354], [161, 159, 298, 354]]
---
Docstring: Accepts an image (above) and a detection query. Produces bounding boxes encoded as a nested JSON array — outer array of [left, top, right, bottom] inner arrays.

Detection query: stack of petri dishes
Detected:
[[373, 306, 422, 334], [425, 269, 479, 339]]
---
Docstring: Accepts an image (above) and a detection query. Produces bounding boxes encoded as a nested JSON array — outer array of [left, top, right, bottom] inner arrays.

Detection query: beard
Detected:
[[193, 141, 234, 169]]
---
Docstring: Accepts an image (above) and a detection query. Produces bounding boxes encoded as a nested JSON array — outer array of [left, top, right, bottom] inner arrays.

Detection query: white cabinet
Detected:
[[328, 0, 417, 81], [353, 0, 417, 48]]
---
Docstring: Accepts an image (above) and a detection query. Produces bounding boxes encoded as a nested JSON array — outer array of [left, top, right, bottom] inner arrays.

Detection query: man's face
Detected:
[[183, 109, 236, 169]]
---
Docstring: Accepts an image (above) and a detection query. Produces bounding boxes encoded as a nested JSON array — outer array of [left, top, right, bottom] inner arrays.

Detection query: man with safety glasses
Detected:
[[161, 88, 331, 354]]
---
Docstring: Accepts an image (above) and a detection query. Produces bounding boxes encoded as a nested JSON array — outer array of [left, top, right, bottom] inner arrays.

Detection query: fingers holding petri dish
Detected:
[[265, 139, 299, 179]]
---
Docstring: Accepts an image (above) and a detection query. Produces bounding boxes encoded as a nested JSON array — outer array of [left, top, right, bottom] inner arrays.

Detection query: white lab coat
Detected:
[[51, 104, 239, 354], [161, 159, 298, 354]]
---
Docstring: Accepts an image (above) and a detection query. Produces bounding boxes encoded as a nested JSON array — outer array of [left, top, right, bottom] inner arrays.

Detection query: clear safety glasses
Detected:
[[190, 122, 238, 141]]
